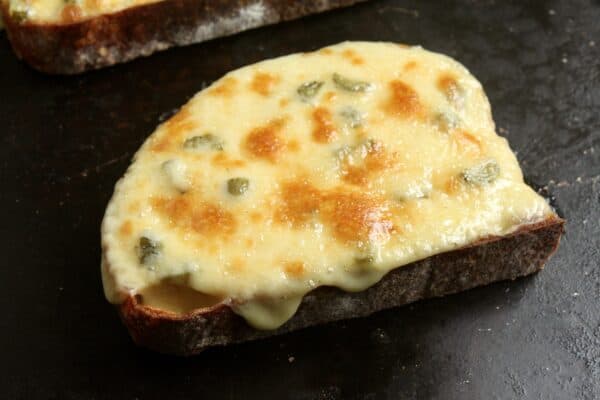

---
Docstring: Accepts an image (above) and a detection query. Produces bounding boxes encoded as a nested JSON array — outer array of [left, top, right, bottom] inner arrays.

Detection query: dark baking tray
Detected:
[[1, 0, 598, 398]]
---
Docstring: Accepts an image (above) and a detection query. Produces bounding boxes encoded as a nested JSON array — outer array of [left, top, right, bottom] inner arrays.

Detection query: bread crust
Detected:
[[116, 217, 564, 355], [1, 0, 367, 74]]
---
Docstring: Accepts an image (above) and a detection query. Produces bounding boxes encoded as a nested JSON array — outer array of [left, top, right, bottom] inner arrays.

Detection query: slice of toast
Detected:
[[0, 0, 367, 74], [101, 42, 564, 355]]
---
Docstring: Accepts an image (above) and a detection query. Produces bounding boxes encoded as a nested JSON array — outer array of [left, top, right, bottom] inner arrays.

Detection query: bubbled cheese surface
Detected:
[[101, 42, 554, 329]]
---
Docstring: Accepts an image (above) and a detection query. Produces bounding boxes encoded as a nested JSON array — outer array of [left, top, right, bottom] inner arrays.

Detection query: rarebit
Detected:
[[101, 42, 563, 355], [0, 0, 367, 73]]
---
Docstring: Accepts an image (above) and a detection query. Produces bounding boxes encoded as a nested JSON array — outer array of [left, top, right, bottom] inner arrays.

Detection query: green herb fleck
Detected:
[[354, 242, 378, 268], [333, 73, 372, 92], [137, 236, 162, 267], [297, 81, 324, 100], [10, 9, 29, 23], [432, 112, 460, 133], [227, 177, 249, 196], [339, 107, 363, 128], [462, 159, 500, 186], [354, 254, 374, 267], [183, 134, 224, 151]]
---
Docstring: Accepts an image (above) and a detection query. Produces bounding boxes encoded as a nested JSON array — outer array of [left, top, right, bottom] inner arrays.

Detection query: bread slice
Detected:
[[0, 0, 366, 74], [100, 42, 564, 355]]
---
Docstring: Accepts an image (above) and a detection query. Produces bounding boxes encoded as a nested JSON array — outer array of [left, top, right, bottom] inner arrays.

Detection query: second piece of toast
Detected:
[[1, 0, 367, 73]]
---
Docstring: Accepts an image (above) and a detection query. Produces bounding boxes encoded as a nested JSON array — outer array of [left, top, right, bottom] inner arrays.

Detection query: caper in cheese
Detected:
[[297, 81, 324, 101], [161, 159, 191, 193], [227, 177, 250, 196], [101, 42, 554, 329], [332, 73, 373, 92]]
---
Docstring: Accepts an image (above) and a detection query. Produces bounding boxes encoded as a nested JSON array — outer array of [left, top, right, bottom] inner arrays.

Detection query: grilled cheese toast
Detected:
[[101, 42, 558, 333]]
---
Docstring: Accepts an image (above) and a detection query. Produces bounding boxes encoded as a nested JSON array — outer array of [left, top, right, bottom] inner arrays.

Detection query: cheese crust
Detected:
[[101, 42, 554, 329]]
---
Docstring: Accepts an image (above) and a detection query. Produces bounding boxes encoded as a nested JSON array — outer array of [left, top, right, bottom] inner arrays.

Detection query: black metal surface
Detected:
[[1, 0, 598, 398]]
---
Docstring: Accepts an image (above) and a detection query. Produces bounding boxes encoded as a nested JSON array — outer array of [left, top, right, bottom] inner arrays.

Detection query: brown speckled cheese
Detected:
[[101, 42, 554, 329]]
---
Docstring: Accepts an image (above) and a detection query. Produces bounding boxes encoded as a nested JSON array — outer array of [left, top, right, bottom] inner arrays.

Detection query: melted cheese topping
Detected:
[[101, 42, 555, 329], [5, 0, 161, 23]]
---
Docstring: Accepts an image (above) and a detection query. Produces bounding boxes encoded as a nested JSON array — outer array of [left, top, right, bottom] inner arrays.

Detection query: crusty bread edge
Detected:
[[1, 0, 368, 74], [116, 217, 564, 355]]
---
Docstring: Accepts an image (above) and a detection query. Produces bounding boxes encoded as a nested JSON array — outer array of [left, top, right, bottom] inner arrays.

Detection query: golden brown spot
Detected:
[[364, 144, 394, 171], [384, 80, 425, 120], [437, 73, 464, 106], [152, 106, 197, 152], [277, 181, 321, 226], [168, 106, 191, 126], [191, 203, 236, 235], [443, 175, 461, 195], [437, 73, 459, 95], [397, 43, 410, 49], [61, 4, 82, 23], [276, 181, 322, 227], [244, 119, 286, 162], [279, 98, 290, 108], [454, 130, 482, 156], [312, 107, 338, 143], [245, 238, 254, 249], [208, 77, 237, 97], [403, 60, 418, 71], [211, 152, 246, 168], [283, 261, 306, 278], [433, 170, 461, 195], [320, 48, 334, 55], [119, 221, 133, 237], [152, 194, 236, 237], [321, 191, 394, 244], [341, 141, 397, 186], [250, 72, 280, 96], [323, 91, 337, 103], [341, 49, 365, 65], [343, 166, 369, 186], [276, 181, 394, 244]]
